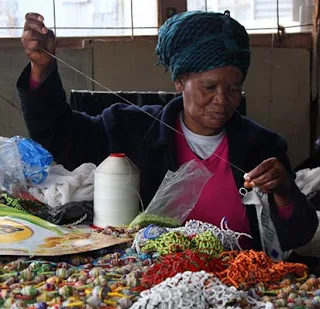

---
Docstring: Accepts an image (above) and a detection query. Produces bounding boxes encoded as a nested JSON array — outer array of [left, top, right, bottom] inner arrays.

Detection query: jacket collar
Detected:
[[159, 96, 184, 144], [141, 96, 183, 148]]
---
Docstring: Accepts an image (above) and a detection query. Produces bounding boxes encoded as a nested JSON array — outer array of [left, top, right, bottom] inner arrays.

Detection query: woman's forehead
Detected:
[[189, 67, 244, 83]]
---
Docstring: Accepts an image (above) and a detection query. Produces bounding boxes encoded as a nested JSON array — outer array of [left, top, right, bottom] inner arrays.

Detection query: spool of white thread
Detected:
[[93, 153, 140, 228]]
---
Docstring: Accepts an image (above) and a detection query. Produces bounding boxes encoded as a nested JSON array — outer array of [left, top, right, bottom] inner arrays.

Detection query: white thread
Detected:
[[93, 153, 140, 228], [62, 213, 88, 228], [122, 157, 145, 211]]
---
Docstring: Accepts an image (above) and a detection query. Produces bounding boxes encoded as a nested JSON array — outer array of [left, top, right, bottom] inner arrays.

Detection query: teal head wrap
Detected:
[[156, 11, 250, 81]]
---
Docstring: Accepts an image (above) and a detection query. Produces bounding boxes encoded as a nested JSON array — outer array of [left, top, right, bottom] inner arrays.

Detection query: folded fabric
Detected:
[[0, 192, 93, 226], [294, 167, 320, 257], [295, 167, 320, 197], [29, 163, 96, 207]]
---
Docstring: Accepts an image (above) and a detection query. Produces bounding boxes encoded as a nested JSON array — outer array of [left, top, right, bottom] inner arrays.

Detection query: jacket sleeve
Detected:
[[17, 63, 109, 170], [269, 135, 318, 251]]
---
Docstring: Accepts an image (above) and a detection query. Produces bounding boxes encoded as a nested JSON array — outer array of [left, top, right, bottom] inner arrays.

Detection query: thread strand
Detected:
[[42, 49, 248, 175]]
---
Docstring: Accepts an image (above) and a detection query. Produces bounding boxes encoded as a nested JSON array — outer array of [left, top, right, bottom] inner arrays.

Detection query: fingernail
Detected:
[[38, 16, 44, 22], [42, 27, 48, 34], [243, 173, 250, 181]]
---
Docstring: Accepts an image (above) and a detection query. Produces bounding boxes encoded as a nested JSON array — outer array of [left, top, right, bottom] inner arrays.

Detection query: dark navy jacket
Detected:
[[17, 63, 318, 252]]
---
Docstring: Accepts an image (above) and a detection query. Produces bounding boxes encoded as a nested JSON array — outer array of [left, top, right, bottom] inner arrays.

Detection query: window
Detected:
[[0, 0, 158, 38], [187, 0, 314, 33], [62, 0, 90, 3]]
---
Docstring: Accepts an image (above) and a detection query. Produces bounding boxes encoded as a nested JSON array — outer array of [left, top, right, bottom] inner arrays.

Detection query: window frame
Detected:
[[0, 0, 314, 50]]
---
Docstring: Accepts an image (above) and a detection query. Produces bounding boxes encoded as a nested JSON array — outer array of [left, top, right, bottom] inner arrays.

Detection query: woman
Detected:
[[17, 10, 317, 252]]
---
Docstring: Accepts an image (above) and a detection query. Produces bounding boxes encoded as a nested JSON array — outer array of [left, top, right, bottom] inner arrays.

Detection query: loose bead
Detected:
[[46, 276, 59, 285], [86, 296, 101, 307], [20, 269, 32, 281], [56, 268, 69, 280], [20, 285, 38, 297], [58, 285, 74, 298], [117, 297, 133, 309], [34, 302, 48, 309], [91, 285, 109, 300]]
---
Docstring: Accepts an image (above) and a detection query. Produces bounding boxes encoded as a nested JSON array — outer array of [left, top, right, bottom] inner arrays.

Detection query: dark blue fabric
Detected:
[[17, 64, 318, 252], [156, 11, 250, 80]]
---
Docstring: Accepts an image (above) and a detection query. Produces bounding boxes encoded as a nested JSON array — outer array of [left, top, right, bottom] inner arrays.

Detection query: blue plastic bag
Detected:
[[13, 136, 53, 184]]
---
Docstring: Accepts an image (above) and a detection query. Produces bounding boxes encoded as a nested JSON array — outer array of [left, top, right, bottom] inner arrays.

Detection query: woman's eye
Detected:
[[229, 86, 242, 94], [205, 85, 216, 90]]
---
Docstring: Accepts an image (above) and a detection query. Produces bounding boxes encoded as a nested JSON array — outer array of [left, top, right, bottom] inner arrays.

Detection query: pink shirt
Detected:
[[175, 119, 293, 249], [29, 77, 41, 91]]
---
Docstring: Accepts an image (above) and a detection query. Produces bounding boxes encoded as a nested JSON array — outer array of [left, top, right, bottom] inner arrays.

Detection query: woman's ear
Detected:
[[174, 78, 185, 93]]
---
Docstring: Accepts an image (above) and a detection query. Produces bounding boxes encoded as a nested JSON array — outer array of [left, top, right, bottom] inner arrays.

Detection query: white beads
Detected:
[[130, 271, 267, 309]]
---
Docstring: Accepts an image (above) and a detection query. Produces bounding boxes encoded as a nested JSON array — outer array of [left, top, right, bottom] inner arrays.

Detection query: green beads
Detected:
[[142, 230, 223, 256], [193, 230, 224, 257], [129, 213, 181, 228]]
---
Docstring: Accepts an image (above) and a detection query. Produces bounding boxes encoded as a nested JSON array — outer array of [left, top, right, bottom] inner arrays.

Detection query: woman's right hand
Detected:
[[21, 13, 56, 80]]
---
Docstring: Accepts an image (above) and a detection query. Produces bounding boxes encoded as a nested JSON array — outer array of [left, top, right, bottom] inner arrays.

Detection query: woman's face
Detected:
[[175, 66, 243, 136]]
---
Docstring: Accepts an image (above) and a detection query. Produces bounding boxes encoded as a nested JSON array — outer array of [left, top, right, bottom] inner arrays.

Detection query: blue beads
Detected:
[[35, 302, 48, 309], [143, 224, 167, 240]]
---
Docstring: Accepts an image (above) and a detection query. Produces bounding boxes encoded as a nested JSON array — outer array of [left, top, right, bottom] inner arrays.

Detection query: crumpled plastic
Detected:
[[14, 136, 53, 184], [0, 136, 53, 198]]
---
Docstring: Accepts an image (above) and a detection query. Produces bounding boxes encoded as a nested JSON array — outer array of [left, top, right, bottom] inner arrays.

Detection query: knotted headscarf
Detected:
[[156, 11, 251, 81]]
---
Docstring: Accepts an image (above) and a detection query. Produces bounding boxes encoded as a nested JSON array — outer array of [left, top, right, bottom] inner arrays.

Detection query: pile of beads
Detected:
[[1, 249, 320, 308], [0, 250, 154, 309], [91, 225, 140, 239], [0, 219, 318, 309], [129, 213, 181, 229], [138, 250, 225, 290], [169, 218, 252, 250], [131, 225, 168, 253], [141, 231, 193, 255], [131, 219, 249, 254], [131, 270, 268, 309], [257, 276, 320, 308], [217, 250, 308, 289]]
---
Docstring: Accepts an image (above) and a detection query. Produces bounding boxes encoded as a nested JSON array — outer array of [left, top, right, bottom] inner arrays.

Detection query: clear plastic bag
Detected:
[[0, 137, 27, 197], [0, 136, 53, 198], [129, 160, 212, 228]]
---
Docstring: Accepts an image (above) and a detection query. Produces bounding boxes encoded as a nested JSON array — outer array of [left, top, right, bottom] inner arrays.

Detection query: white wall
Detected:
[[0, 39, 310, 168]]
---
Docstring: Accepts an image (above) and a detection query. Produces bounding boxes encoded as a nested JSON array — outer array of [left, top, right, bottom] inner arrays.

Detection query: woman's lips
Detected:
[[208, 111, 226, 119]]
